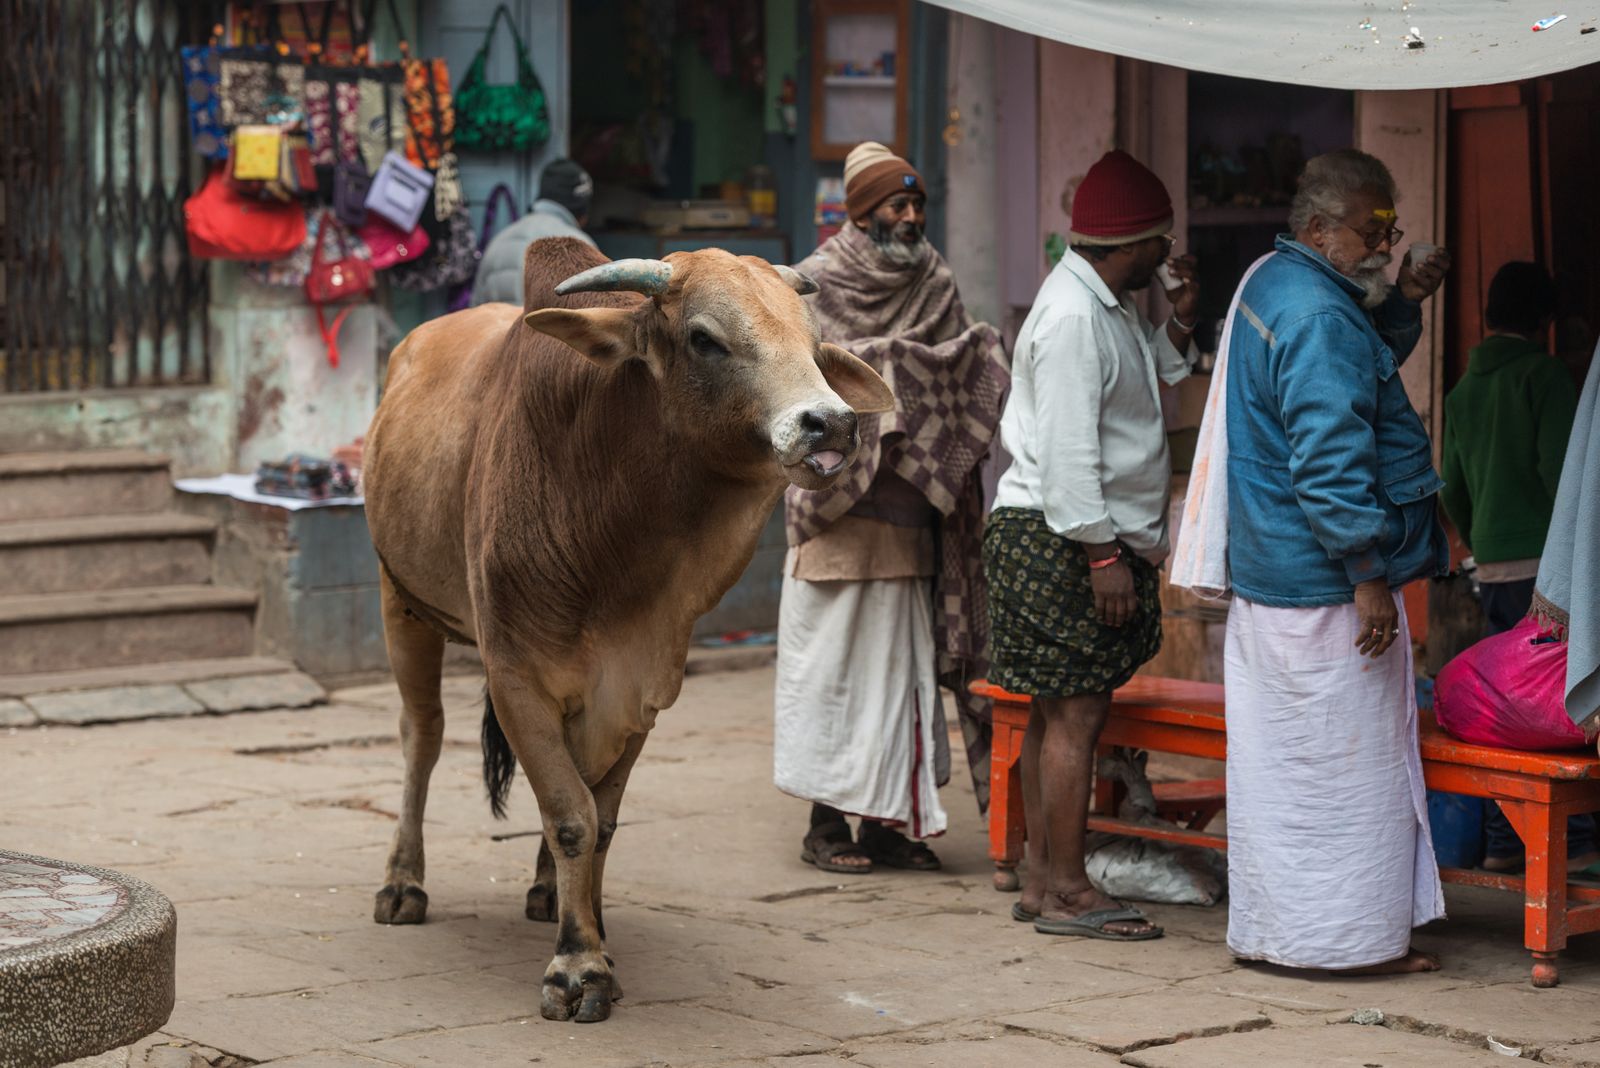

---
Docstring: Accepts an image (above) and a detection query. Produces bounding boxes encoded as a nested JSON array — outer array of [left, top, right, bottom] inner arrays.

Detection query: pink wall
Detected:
[[1356, 90, 1446, 444], [1036, 42, 1117, 282]]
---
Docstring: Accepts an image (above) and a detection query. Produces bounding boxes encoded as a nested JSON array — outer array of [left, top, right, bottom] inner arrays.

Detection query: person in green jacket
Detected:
[[1440, 261, 1578, 635], [1441, 261, 1591, 877]]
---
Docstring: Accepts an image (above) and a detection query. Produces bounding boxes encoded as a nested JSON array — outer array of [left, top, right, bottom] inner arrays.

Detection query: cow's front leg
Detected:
[[374, 571, 445, 925], [489, 670, 614, 1023]]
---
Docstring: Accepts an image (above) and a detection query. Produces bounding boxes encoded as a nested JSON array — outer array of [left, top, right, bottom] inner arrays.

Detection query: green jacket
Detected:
[[1440, 334, 1578, 563]]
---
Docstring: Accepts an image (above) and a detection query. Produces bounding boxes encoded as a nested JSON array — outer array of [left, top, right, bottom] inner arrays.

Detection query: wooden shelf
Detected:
[[1187, 205, 1289, 227], [823, 75, 896, 88]]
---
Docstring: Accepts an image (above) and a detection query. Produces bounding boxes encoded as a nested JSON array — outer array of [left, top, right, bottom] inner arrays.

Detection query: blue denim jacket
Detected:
[[1225, 236, 1449, 607]]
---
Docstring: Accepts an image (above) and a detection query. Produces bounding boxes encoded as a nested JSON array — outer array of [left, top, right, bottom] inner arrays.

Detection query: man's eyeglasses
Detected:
[[1342, 222, 1403, 251]]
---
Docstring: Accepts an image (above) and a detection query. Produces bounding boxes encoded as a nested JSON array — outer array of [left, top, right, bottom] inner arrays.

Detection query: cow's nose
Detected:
[[800, 407, 857, 442]]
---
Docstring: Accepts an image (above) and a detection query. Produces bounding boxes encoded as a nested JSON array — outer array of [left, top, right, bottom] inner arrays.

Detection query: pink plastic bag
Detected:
[[1435, 616, 1587, 750]]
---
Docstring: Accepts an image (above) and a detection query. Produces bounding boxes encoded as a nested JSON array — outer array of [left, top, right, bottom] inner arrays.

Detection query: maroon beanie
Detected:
[[1069, 150, 1174, 245]]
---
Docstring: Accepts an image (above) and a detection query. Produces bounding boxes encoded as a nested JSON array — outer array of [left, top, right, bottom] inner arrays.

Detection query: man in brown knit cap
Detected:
[[774, 142, 1010, 875]]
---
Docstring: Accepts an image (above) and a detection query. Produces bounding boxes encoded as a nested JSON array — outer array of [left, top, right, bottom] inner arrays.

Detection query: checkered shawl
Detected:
[[786, 225, 1010, 809]]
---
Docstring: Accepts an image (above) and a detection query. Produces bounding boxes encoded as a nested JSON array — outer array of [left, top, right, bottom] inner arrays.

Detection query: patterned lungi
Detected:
[[982, 507, 1162, 698]]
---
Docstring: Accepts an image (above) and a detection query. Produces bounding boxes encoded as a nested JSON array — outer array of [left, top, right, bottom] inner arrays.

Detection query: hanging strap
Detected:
[[481, 4, 532, 60], [479, 184, 520, 249], [309, 210, 356, 368], [360, 0, 412, 57]]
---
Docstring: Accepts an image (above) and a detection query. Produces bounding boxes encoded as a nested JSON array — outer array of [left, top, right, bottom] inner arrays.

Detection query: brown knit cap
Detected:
[[844, 141, 924, 223]]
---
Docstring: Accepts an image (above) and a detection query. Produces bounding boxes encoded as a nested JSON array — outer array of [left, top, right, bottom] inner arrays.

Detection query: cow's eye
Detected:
[[690, 329, 728, 359]]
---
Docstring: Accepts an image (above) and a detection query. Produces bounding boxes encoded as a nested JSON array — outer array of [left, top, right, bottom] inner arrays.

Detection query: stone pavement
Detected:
[[4, 664, 1600, 1067]]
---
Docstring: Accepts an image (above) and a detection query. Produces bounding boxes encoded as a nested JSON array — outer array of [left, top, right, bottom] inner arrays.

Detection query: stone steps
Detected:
[[0, 512, 217, 596], [0, 584, 258, 675], [0, 450, 172, 523]]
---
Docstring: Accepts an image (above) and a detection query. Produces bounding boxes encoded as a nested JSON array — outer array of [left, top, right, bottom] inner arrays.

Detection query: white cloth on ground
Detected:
[[992, 249, 1193, 560], [1225, 594, 1444, 969], [773, 564, 949, 838], [1169, 252, 1273, 600]]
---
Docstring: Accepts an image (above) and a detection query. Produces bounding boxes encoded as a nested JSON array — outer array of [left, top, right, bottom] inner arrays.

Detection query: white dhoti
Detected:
[[1225, 595, 1445, 969], [773, 569, 949, 838]]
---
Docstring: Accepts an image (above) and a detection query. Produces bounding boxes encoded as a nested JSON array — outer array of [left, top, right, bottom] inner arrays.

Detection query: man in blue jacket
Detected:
[[1223, 149, 1452, 976]]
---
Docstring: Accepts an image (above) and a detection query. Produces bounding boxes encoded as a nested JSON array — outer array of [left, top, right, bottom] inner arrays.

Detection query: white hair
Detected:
[[1289, 149, 1399, 234]]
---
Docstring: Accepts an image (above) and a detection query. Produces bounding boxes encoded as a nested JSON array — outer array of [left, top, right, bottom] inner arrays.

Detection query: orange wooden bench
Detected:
[[976, 675, 1600, 987]]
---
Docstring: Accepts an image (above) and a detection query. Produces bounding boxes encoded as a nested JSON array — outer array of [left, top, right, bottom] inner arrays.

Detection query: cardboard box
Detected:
[[643, 199, 752, 231]]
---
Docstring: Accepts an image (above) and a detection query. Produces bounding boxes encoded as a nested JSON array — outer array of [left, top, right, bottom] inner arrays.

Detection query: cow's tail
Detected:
[[481, 688, 516, 820]]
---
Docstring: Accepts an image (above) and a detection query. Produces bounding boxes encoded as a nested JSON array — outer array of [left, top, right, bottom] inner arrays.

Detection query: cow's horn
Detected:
[[773, 265, 819, 295], [554, 259, 673, 296]]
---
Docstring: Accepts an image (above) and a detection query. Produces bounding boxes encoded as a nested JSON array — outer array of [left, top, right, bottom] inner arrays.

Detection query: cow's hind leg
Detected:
[[374, 571, 446, 925], [488, 668, 615, 1022], [526, 837, 558, 922], [587, 731, 646, 1002]]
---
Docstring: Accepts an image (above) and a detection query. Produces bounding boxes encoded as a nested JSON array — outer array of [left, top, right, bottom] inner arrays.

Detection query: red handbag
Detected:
[[357, 216, 429, 269], [305, 212, 375, 368], [184, 166, 305, 260]]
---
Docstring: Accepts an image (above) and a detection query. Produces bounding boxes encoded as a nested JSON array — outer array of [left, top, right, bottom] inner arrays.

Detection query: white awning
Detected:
[[922, 1, 1599, 90]]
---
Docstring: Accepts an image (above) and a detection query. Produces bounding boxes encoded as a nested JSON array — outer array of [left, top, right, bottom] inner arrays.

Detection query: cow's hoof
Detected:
[[373, 884, 428, 924], [525, 882, 558, 922], [541, 964, 614, 1023]]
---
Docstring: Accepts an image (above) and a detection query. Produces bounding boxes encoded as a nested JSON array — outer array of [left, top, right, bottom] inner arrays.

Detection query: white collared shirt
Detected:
[[993, 249, 1194, 559]]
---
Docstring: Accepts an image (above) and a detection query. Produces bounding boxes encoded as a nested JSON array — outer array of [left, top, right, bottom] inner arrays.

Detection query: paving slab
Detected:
[[850, 1033, 1114, 1067], [0, 698, 37, 727], [1000, 988, 1271, 1054], [361, 1005, 833, 1068], [28, 684, 206, 725], [1546, 1040, 1600, 1066], [1363, 980, 1600, 1050], [184, 672, 326, 713], [1120, 1021, 1522, 1067]]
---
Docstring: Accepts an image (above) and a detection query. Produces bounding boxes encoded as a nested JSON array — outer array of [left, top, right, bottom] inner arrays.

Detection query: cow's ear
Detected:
[[817, 343, 895, 414], [524, 307, 641, 368]]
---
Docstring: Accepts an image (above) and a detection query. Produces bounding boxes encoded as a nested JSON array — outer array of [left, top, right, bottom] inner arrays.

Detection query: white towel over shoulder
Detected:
[[1169, 253, 1274, 600]]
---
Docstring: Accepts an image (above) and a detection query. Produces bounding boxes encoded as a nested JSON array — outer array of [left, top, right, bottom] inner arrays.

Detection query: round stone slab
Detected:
[[0, 850, 175, 1068]]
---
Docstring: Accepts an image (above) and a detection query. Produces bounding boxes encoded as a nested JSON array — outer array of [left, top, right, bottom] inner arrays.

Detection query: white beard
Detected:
[[875, 236, 930, 267], [1353, 269, 1393, 309], [1331, 249, 1394, 309]]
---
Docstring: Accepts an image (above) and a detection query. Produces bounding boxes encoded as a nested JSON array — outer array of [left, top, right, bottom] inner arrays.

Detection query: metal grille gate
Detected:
[[1, 0, 217, 393]]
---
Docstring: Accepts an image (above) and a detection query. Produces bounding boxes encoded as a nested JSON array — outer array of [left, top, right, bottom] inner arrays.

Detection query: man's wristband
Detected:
[[1088, 546, 1123, 570], [1170, 313, 1198, 334]]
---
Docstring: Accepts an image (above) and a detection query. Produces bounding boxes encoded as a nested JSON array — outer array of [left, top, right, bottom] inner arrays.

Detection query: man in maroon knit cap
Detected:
[[774, 142, 1009, 875], [985, 149, 1200, 939]]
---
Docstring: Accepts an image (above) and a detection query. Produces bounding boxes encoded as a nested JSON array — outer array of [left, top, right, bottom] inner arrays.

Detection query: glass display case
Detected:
[[810, 0, 910, 162]]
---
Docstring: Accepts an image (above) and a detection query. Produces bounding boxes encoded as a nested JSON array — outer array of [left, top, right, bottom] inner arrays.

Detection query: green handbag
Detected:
[[454, 4, 551, 153]]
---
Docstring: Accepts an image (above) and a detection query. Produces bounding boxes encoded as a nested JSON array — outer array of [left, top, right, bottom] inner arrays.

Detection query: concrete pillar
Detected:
[[944, 14, 1002, 327]]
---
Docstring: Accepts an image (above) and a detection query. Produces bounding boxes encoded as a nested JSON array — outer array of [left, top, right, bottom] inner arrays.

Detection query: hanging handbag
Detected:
[[185, 166, 307, 260], [390, 203, 476, 293], [357, 216, 429, 270], [357, 66, 409, 174], [360, 0, 455, 169], [454, 4, 550, 153], [334, 159, 372, 226], [181, 34, 229, 160], [442, 182, 519, 309], [364, 150, 433, 231], [248, 208, 372, 287], [305, 211, 375, 368]]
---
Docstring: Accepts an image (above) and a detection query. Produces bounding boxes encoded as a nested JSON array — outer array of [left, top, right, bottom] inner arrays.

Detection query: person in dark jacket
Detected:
[[470, 159, 596, 307], [1440, 261, 1578, 635], [1439, 261, 1591, 877]]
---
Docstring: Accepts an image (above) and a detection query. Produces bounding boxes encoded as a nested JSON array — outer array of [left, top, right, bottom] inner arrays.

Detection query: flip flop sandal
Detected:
[[859, 830, 942, 871], [1011, 902, 1039, 923], [1033, 906, 1163, 941], [801, 822, 874, 875]]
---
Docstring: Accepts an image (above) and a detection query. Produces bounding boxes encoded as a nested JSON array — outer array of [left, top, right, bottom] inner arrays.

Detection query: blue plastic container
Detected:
[[1427, 790, 1485, 869]]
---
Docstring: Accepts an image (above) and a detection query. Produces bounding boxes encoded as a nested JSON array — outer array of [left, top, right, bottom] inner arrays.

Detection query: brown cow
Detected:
[[361, 238, 893, 1023]]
